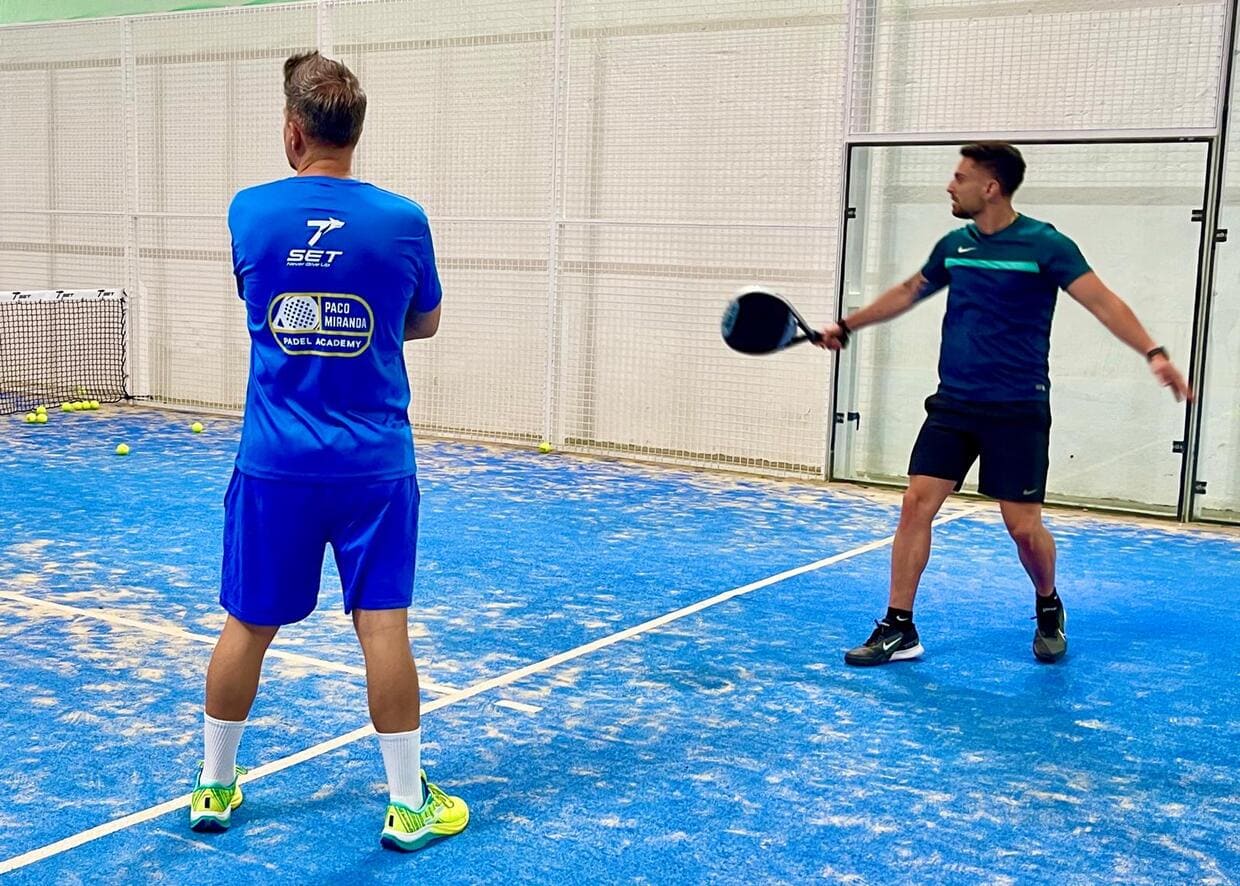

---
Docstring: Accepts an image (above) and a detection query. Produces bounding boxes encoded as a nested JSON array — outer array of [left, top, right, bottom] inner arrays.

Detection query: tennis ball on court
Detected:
[[60, 402, 71, 412], [89, 400, 100, 410], [115, 443, 130, 456], [35, 405, 47, 415], [35, 413, 48, 424], [24, 413, 36, 424], [538, 441, 553, 454], [190, 421, 204, 434]]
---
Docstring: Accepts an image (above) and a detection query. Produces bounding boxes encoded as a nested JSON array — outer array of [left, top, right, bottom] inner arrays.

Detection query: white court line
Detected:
[[0, 591, 458, 696], [495, 700, 543, 714], [0, 507, 979, 875]]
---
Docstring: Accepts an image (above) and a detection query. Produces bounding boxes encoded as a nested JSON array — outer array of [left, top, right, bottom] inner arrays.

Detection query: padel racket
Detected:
[[721, 288, 823, 355]]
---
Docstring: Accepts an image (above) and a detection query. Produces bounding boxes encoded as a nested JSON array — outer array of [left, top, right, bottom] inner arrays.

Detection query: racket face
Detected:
[[721, 290, 800, 354], [273, 295, 321, 331]]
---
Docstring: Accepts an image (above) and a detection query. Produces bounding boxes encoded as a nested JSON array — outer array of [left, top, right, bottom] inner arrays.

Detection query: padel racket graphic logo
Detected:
[[273, 294, 321, 330], [268, 292, 374, 357]]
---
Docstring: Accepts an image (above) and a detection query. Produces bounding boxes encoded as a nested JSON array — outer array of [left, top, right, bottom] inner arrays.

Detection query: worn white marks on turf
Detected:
[[0, 507, 982, 875], [8, 540, 55, 559], [0, 590, 458, 695]]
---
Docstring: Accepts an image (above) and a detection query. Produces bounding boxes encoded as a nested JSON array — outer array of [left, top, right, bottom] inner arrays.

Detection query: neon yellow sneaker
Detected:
[[379, 771, 469, 852], [189, 765, 247, 832]]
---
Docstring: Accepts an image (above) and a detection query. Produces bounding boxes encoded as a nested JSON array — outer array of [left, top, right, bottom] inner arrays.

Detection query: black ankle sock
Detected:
[[1036, 589, 1061, 629], [885, 607, 914, 628]]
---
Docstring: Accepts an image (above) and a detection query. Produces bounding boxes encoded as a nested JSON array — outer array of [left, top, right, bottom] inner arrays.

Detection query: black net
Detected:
[[0, 290, 129, 416]]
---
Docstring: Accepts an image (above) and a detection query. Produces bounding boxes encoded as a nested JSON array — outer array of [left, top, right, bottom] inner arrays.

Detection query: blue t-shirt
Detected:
[[919, 214, 1090, 402], [228, 176, 442, 481]]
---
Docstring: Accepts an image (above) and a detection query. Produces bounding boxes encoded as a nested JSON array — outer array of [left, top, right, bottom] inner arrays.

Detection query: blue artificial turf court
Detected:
[[0, 406, 1237, 884]]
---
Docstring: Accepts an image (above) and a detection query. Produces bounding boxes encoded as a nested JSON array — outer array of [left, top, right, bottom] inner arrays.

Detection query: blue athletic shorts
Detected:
[[220, 468, 420, 626]]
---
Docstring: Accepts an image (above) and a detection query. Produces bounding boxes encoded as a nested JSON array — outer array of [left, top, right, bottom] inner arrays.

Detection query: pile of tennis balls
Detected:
[[24, 400, 100, 423]]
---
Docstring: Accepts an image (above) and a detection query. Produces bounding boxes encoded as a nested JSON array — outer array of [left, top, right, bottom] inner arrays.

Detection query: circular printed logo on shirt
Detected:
[[268, 292, 374, 357]]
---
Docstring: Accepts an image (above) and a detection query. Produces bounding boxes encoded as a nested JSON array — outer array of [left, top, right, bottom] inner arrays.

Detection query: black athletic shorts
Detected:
[[908, 394, 1052, 503]]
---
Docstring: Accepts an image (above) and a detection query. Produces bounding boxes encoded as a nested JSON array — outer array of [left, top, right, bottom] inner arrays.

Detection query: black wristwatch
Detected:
[[1145, 346, 1168, 363], [837, 318, 852, 347]]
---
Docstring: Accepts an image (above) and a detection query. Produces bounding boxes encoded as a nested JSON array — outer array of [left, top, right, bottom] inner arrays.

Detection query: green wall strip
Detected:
[[0, 0, 300, 26]]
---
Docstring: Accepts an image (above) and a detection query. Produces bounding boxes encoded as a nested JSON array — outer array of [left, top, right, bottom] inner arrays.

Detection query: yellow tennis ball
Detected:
[[89, 400, 100, 410], [190, 421, 204, 434], [24, 413, 36, 424], [35, 405, 47, 415], [60, 402, 71, 412], [538, 441, 553, 454], [115, 443, 130, 456], [35, 413, 47, 424]]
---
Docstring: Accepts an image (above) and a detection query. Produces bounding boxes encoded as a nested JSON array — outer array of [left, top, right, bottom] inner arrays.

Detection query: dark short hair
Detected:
[[283, 51, 366, 147], [960, 142, 1025, 195]]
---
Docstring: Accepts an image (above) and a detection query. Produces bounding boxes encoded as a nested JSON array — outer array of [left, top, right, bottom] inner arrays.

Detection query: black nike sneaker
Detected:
[[844, 619, 924, 666], [1033, 599, 1067, 663]]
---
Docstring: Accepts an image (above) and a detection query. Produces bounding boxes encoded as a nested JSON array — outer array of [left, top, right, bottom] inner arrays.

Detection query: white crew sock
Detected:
[[202, 712, 247, 785], [377, 727, 423, 808]]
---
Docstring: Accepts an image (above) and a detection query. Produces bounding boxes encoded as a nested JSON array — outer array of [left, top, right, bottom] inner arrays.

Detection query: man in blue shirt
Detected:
[[818, 142, 1191, 666], [189, 51, 468, 852]]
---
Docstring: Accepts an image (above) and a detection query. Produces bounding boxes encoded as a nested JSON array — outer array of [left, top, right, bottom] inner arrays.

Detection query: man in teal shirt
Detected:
[[819, 142, 1192, 666]]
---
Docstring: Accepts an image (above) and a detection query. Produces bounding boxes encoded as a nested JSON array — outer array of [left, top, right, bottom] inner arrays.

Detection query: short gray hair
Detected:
[[283, 51, 366, 147]]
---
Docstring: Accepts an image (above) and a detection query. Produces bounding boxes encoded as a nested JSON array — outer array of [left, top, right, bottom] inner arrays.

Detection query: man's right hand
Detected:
[[1149, 353, 1193, 402], [815, 323, 848, 351]]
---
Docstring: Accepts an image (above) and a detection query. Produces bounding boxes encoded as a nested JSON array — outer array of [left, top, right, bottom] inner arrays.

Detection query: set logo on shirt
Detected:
[[268, 292, 374, 357], [287, 218, 345, 268]]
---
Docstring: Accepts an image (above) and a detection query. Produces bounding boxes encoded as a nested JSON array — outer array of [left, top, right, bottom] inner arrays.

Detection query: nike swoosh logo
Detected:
[[882, 638, 901, 652], [895, 616, 910, 622], [957, 246, 977, 253], [1040, 608, 1059, 615], [1022, 488, 1039, 496]]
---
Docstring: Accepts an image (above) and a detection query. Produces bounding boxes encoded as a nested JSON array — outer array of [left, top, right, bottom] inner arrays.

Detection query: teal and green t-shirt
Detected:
[[919, 214, 1091, 402]]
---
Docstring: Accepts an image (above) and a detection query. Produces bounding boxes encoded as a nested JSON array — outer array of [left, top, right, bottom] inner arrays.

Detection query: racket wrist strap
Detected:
[[837, 317, 852, 346]]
